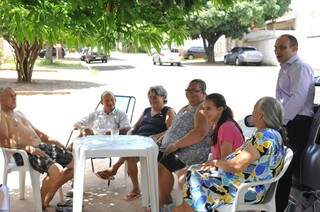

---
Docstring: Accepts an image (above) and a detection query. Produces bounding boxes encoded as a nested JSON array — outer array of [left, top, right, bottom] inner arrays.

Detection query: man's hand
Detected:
[[163, 143, 178, 156], [81, 128, 94, 136], [52, 140, 66, 150], [26, 146, 48, 158]]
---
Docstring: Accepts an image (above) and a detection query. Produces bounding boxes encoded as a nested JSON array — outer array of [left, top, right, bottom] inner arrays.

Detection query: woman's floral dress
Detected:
[[183, 128, 285, 212]]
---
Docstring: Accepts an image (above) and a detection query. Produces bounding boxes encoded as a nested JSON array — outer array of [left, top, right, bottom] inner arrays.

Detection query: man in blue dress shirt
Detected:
[[275, 34, 315, 211]]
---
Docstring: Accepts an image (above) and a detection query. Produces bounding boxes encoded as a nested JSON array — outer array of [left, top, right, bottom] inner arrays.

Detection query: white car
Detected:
[[152, 48, 181, 66]]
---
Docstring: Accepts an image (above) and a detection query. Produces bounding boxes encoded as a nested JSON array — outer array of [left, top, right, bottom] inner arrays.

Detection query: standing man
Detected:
[[275, 34, 315, 211]]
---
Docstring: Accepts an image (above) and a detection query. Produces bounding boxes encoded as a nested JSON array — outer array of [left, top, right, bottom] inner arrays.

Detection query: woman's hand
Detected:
[[199, 160, 218, 171], [163, 143, 178, 156]]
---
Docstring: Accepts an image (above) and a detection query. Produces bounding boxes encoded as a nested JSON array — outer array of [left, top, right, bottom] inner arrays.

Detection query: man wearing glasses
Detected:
[[156, 79, 212, 207]]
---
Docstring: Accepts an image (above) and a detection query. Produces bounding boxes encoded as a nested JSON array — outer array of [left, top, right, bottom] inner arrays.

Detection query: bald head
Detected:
[[100, 90, 116, 113], [0, 87, 17, 111]]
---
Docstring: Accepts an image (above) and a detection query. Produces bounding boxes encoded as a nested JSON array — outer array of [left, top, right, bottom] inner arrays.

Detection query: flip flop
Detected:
[[94, 171, 115, 180], [123, 192, 141, 201]]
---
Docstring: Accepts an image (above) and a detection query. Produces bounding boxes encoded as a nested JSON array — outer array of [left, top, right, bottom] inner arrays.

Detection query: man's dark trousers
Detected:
[[276, 115, 313, 212]]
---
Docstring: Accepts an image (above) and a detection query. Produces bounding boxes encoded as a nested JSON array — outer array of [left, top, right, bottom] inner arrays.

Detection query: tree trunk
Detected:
[[45, 44, 53, 63], [202, 33, 222, 63], [7, 39, 42, 83]]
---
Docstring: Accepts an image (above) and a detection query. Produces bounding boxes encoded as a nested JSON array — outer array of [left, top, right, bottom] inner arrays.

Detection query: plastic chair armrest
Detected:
[[2, 147, 30, 163]]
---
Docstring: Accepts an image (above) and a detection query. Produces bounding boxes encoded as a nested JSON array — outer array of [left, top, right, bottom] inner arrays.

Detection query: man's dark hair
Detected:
[[281, 34, 298, 47], [190, 79, 206, 94]]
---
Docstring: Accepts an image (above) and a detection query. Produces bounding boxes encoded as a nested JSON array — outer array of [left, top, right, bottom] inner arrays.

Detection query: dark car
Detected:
[[39, 48, 65, 58], [224, 46, 263, 66], [85, 51, 107, 63], [185, 46, 206, 59]]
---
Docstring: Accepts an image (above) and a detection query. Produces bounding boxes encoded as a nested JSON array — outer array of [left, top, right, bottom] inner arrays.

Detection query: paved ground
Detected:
[[1, 52, 319, 211]]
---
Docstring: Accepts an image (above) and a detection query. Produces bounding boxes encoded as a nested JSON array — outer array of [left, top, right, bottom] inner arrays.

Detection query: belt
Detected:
[[294, 115, 313, 121]]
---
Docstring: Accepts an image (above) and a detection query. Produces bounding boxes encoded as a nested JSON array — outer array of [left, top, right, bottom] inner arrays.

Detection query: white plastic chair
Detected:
[[1, 147, 64, 212], [217, 147, 293, 212]]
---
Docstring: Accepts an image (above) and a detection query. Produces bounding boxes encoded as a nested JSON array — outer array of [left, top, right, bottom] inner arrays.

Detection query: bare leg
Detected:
[[172, 202, 193, 212], [126, 158, 140, 196], [158, 163, 174, 207], [41, 161, 74, 208], [96, 157, 127, 179]]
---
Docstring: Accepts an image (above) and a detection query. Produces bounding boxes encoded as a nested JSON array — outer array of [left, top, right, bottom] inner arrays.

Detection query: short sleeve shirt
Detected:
[[75, 108, 130, 134]]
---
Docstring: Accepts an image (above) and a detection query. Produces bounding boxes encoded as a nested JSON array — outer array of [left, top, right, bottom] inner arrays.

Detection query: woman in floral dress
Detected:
[[176, 96, 287, 212]]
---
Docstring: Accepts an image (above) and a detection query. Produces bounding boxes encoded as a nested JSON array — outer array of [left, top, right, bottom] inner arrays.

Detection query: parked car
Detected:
[[85, 51, 107, 63], [80, 48, 89, 61], [39, 48, 65, 58], [152, 48, 181, 66], [184, 46, 206, 59], [224, 46, 263, 66]]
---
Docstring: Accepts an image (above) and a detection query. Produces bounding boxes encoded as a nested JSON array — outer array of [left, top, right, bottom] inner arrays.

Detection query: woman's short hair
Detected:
[[148, 85, 168, 104], [256, 97, 284, 130], [190, 79, 206, 94]]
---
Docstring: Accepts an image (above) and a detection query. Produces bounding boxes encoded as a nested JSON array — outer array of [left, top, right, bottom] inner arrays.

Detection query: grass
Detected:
[[0, 58, 87, 71], [36, 59, 86, 70]]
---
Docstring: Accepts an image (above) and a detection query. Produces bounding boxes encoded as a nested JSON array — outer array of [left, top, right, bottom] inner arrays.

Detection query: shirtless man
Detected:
[[0, 87, 73, 209]]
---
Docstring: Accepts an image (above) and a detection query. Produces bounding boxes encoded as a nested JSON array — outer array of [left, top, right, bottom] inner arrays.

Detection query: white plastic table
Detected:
[[72, 135, 159, 212]]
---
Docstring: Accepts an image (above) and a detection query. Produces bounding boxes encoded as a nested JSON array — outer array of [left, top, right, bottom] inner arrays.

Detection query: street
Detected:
[[1, 52, 319, 211], [2, 52, 283, 142]]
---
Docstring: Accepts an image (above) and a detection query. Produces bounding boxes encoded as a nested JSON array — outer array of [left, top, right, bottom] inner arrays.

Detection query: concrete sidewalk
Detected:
[[9, 159, 145, 212]]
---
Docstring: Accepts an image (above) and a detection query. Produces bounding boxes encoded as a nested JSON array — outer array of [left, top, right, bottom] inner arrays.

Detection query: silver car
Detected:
[[224, 46, 263, 66]]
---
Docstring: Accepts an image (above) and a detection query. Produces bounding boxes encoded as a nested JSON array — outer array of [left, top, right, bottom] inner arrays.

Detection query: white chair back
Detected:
[[1, 147, 64, 212], [218, 147, 293, 212]]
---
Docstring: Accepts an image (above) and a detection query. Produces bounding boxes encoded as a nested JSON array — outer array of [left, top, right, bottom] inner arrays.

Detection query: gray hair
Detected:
[[256, 96, 288, 144], [256, 96, 284, 130], [100, 90, 115, 102], [148, 85, 168, 104]]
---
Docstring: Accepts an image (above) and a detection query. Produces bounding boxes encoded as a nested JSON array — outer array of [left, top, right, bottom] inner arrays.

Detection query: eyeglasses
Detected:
[[185, 89, 202, 94]]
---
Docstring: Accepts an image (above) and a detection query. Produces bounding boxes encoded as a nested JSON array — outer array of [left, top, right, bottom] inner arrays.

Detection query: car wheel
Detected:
[[159, 59, 163, 66], [177, 62, 181, 66], [235, 58, 241, 66], [188, 55, 194, 60], [153, 59, 156, 65], [223, 57, 228, 64], [170, 63, 173, 66]]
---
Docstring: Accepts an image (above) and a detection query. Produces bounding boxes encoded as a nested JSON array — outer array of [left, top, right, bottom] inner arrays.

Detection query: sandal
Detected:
[[95, 171, 115, 180], [123, 192, 141, 201]]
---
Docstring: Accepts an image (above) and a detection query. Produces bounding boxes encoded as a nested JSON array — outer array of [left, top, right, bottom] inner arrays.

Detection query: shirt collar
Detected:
[[103, 107, 116, 115], [280, 54, 298, 68]]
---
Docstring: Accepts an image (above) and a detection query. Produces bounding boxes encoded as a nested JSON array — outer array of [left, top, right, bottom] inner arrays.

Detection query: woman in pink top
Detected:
[[203, 93, 244, 160]]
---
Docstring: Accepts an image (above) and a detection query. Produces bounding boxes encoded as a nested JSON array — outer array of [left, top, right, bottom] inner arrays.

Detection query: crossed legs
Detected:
[[41, 161, 74, 209]]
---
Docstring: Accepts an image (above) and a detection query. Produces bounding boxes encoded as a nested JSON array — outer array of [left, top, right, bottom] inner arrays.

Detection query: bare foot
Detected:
[[123, 188, 141, 201], [95, 168, 117, 180]]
